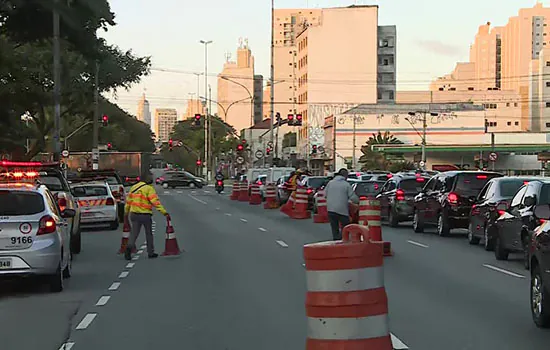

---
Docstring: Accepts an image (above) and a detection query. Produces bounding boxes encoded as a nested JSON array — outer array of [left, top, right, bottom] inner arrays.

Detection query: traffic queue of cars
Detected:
[[0, 161, 126, 293], [347, 169, 550, 328]]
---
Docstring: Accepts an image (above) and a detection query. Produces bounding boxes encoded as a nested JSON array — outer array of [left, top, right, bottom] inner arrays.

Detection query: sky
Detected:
[[100, 0, 546, 121]]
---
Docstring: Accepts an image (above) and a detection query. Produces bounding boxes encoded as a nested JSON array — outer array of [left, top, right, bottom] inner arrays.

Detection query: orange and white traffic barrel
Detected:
[[364, 199, 392, 257], [291, 185, 311, 219], [230, 182, 240, 200], [313, 189, 329, 223], [263, 183, 279, 209], [303, 224, 392, 350], [249, 183, 262, 205], [238, 181, 249, 202]]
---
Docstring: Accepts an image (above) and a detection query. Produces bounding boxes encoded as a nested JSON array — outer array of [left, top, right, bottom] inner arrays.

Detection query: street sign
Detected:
[[318, 146, 325, 154], [489, 152, 498, 162], [255, 150, 264, 159], [61, 150, 69, 157], [419, 161, 425, 167], [236, 156, 245, 164], [91, 148, 99, 161], [177, 141, 183, 147]]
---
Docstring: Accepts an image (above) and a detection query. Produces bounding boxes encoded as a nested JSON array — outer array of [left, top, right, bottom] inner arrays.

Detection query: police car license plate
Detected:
[[0, 258, 12, 269]]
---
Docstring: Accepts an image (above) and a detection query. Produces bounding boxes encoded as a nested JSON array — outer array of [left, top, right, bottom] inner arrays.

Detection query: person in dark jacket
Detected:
[[324, 168, 359, 240]]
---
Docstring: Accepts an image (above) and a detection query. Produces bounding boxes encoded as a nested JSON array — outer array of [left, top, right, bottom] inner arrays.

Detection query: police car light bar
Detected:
[[1, 171, 39, 178], [0, 160, 60, 167]]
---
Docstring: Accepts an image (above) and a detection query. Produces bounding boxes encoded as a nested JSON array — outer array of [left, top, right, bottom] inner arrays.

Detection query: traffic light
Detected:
[[266, 147, 271, 156], [102, 115, 109, 127], [312, 145, 317, 154], [276, 112, 282, 125], [107, 142, 112, 150], [236, 144, 244, 152], [241, 139, 247, 145], [194, 114, 202, 127], [196, 159, 202, 166], [169, 139, 173, 152], [295, 113, 303, 126], [287, 114, 295, 126]]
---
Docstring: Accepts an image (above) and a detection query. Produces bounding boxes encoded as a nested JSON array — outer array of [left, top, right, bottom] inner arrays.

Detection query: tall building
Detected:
[[154, 108, 178, 142], [431, 2, 550, 131], [137, 93, 151, 127], [183, 98, 206, 120], [293, 5, 395, 153], [253, 75, 264, 124], [217, 40, 257, 132]]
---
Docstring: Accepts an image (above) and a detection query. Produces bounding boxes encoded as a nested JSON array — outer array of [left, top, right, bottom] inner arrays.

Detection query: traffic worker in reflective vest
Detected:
[[124, 171, 169, 260], [285, 169, 306, 207]]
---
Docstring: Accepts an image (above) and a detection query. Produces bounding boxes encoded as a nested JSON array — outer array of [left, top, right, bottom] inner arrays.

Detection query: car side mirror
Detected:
[[535, 205, 550, 220], [61, 208, 76, 218]]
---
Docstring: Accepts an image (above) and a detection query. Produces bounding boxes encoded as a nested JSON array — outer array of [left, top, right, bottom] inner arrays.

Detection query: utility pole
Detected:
[[200, 40, 212, 180], [421, 112, 427, 171], [491, 132, 495, 171], [52, 0, 61, 161], [209, 84, 213, 179], [92, 61, 100, 170], [332, 116, 337, 172], [352, 115, 357, 170], [269, 0, 275, 165]]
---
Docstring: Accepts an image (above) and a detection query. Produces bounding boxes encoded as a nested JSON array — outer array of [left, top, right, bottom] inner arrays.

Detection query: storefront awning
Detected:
[[372, 144, 550, 154]]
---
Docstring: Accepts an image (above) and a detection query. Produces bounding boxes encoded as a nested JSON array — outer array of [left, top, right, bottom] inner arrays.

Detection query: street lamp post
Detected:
[[221, 76, 254, 127], [52, 0, 61, 161], [200, 40, 212, 181]]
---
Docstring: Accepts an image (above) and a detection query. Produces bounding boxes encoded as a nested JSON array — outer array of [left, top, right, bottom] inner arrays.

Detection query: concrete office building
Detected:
[[154, 108, 178, 142], [137, 93, 151, 127]]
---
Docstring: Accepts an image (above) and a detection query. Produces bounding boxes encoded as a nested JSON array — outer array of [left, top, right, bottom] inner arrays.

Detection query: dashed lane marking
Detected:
[[276, 240, 288, 248], [137, 249, 144, 254], [240, 218, 248, 223], [407, 240, 429, 248], [482, 264, 526, 279], [216, 207, 220, 210], [177, 191, 183, 194], [58, 342, 75, 350], [119, 271, 129, 278], [188, 194, 207, 205], [132, 255, 139, 261], [163, 191, 169, 194], [140, 245, 147, 249], [75, 313, 97, 330], [258, 227, 267, 232], [126, 262, 135, 269], [108, 282, 121, 291], [391, 333, 409, 349], [95, 296, 111, 306], [225, 213, 232, 216], [301, 263, 305, 268]]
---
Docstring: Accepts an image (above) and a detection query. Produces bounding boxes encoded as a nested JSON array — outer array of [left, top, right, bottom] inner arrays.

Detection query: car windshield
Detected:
[[308, 177, 329, 188], [183, 171, 197, 179], [454, 173, 500, 196], [499, 179, 533, 197], [354, 182, 381, 196], [39, 175, 65, 191], [400, 178, 427, 193], [72, 186, 108, 197], [0, 191, 45, 215], [538, 184, 550, 205]]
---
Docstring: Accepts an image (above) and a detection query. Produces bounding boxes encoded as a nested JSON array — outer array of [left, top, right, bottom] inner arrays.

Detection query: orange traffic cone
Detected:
[[119, 215, 136, 254], [162, 216, 182, 256], [290, 186, 311, 219], [313, 189, 329, 223]]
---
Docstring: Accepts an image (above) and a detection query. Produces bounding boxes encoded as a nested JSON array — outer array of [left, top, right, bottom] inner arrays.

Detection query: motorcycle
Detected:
[[215, 180, 224, 193]]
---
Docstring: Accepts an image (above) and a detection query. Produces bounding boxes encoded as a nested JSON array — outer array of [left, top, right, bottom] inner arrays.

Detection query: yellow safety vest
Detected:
[[124, 182, 167, 215]]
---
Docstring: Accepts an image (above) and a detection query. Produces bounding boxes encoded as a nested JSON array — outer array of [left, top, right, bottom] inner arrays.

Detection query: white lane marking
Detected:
[[137, 249, 144, 254], [191, 191, 197, 194], [177, 191, 183, 194], [118, 271, 129, 278], [132, 255, 139, 260], [126, 262, 135, 268], [302, 263, 306, 268], [188, 194, 207, 205], [258, 227, 267, 232], [203, 190, 210, 193], [216, 207, 220, 210], [391, 333, 409, 349], [240, 218, 248, 223], [58, 342, 75, 350], [163, 191, 169, 194], [276, 240, 289, 248], [95, 296, 111, 306], [108, 282, 121, 291], [225, 213, 232, 216], [407, 240, 429, 248], [140, 245, 146, 249], [482, 264, 525, 279], [75, 313, 97, 330]]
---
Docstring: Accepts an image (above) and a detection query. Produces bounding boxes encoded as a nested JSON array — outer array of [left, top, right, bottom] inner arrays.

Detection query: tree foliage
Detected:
[[161, 115, 239, 173], [359, 131, 406, 171], [0, 0, 153, 160]]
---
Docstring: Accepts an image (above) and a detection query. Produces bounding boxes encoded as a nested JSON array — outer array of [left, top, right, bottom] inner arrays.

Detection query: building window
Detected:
[[506, 102, 510, 107], [514, 103, 518, 107], [438, 87, 444, 91], [546, 61, 550, 66], [468, 87, 474, 91], [389, 91, 394, 100], [546, 82, 550, 87], [547, 123, 550, 128], [515, 121, 519, 126], [546, 102, 550, 108], [507, 121, 511, 126], [379, 39, 389, 48]]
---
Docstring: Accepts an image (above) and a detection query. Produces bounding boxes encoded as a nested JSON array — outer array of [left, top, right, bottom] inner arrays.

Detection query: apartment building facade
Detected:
[[154, 108, 178, 142]]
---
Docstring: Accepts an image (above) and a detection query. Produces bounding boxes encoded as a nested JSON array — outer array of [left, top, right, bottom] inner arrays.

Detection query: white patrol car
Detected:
[[70, 181, 119, 230], [0, 179, 75, 292]]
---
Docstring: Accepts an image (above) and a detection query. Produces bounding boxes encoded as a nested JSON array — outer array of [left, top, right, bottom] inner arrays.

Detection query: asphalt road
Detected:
[[2, 186, 550, 350]]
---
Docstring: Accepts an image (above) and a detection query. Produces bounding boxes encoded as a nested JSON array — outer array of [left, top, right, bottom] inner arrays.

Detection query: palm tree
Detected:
[[359, 131, 404, 171]]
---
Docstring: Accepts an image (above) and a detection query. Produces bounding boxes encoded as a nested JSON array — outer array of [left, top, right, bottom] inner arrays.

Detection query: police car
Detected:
[[0, 172, 75, 292], [70, 181, 119, 230]]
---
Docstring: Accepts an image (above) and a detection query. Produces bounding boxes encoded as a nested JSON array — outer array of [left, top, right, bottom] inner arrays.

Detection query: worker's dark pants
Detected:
[[128, 213, 154, 255], [328, 211, 350, 241]]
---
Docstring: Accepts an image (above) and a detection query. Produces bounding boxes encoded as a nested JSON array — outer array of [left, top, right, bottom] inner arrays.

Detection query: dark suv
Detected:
[[413, 171, 502, 236], [530, 205, 550, 328], [377, 173, 431, 227]]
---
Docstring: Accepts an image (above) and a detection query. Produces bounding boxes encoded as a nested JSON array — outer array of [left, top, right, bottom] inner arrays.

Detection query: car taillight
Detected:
[[307, 188, 313, 194], [471, 204, 480, 215], [374, 183, 379, 190], [476, 175, 488, 179], [58, 197, 67, 212], [496, 201, 508, 216], [539, 218, 547, 225], [125, 177, 129, 182], [448, 192, 458, 204], [217, 180, 223, 186], [396, 189, 405, 201], [136, 176, 140, 181], [106, 197, 115, 206], [416, 177, 425, 182], [37, 215, 56, 235]]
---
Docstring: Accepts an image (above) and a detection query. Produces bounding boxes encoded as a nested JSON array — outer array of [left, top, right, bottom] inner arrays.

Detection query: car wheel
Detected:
[[162, 182, 169, 189], [413, 209, 424, 233], [388, 207, 398, 227], [49, 263, 64, 293], [467, 222, 481, 245], [71, 227, 82, 254], [484, 225, 495, 251], [437, 211, 450, 237], [531, 263, 550, 328], [63, 252, 72, 279], [494, 234, 509, 260]]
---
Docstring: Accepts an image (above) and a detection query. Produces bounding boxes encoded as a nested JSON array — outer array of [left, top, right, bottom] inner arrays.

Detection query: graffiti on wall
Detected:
[[308, 104, 357, 145], [389, 112, 459, 125]]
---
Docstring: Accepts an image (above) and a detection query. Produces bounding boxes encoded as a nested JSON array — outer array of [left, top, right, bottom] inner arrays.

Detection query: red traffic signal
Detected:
[[194, 114, 201, 126], [237, 144, 244, 152], [168, 139, 173, 152], [107, 142, 112, 150], [312, 144, 317, 154], [102, 115, 109, 126], [196, 159, 202, 166], [241, 139, 247, 144], [295, 113, 303, 126], [266, 147, 271, 155]]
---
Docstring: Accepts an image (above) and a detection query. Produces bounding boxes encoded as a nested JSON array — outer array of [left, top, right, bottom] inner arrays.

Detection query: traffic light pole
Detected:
[[52, 0, 61, 162], [269, 0, 275, 165], [92, 61, 100, 170]]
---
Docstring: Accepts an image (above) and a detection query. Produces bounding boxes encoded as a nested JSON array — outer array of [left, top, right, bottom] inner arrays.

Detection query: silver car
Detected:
[[70, 182, 119, 230], [0, 183, 74, 292]]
